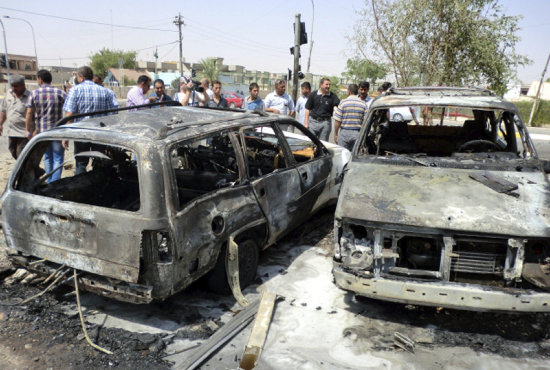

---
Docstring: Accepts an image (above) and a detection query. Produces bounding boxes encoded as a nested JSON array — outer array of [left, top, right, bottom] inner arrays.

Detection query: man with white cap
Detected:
[[174, 72, 210, 107]]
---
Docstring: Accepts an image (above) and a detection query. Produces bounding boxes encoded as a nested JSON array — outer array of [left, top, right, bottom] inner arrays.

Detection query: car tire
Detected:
[[229, 102, 236, 108], [392, 113, 404, 122], [206, 239, 259, 295]]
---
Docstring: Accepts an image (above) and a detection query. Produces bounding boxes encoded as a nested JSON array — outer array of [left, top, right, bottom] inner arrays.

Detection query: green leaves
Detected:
[[90, 48, 137, 77], [351, 0, 530, 94], [198, 58, 219, 83], [343, 58, 387, 83]]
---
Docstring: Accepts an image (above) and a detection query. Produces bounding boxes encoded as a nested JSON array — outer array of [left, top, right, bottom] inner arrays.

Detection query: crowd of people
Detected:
[[0, 64, 391, 182]]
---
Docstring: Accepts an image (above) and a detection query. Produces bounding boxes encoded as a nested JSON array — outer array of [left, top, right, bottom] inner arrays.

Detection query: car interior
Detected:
[[15, 141, 141, 211], [360, 106, 520, 158]]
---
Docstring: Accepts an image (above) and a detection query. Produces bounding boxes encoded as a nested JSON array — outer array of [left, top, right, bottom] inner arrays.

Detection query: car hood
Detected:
[[336, 160, 550, 237]]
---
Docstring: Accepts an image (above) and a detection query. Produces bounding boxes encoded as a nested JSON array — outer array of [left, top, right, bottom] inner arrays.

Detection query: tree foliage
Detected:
[[198, 58, 219, 82], [90, 48, 137, 77], [343, 58, 387, 83], [350, 0, 530, 94], [326, 76, 343, 97]]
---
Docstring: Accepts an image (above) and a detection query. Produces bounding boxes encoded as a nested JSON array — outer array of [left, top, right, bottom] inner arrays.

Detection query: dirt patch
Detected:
[[0, 282, 171, 369]]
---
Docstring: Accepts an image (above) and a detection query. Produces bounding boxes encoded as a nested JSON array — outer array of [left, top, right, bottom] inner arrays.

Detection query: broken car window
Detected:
[[242, 125, 287, 179], [170, 131, 240, 210], [360, 107, 517, 158], [284, 124, 325, 163], [14, 140, 140, 211]]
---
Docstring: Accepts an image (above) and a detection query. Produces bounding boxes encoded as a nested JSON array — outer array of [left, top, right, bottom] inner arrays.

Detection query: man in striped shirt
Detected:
[[25, 69, 66, 182], [333, 84, 367, 151]]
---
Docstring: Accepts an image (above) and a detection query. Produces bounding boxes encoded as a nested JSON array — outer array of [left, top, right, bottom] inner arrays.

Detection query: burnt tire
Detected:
[[206, 239, 259, 295]]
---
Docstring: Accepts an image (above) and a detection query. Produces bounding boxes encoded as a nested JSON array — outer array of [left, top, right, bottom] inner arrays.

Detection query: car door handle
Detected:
[[301, 172, 308, 180]]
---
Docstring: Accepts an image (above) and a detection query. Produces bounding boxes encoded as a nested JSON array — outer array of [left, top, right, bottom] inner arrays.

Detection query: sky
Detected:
[[0, 0, 548, 84]]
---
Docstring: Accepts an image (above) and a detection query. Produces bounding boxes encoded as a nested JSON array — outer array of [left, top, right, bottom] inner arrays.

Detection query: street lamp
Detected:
[[0, 19, 9, 80], [3, 16, 39, 70]]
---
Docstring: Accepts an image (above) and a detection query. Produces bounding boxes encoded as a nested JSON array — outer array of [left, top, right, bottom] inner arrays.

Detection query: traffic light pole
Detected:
[[292, 14, 301, 106]]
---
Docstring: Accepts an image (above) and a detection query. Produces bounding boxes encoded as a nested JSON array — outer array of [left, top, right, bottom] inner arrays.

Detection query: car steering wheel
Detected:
[[458, 139, 501, 153]]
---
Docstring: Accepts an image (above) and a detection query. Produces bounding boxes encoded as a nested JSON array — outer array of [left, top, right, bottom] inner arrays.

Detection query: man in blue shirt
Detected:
[[243, 82, 264, 111], [63, 66, 119, 174]]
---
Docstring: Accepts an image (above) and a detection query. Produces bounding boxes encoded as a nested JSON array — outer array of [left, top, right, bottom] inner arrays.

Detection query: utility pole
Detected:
[[306, 0, 314, 73], [528, 51, 550, 126], [0, 19, 9, 81], [174, 13, 184, 78], [292, 14, 301, 105]]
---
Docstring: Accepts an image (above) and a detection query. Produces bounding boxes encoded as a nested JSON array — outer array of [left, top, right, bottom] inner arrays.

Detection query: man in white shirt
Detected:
[[264, 79, 295, 116], [264, 79, 295, 131], [201, 78, 214, 99], [126, 75, 156, 107], [295, 81, 311, 125], [175, 74, 210, 107]]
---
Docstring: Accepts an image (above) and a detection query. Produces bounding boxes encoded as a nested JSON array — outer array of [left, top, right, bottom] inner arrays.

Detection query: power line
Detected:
[[0, 6, 177, 32], [40, 41, 179, 61]]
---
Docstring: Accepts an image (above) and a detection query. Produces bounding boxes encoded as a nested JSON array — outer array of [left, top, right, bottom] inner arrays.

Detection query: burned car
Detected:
[[333, 87, 550, 312], [1, 104, 350, 303]]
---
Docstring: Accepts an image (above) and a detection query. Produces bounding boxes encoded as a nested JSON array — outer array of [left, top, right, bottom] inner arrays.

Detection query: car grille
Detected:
[[451, 251, 504, 274]]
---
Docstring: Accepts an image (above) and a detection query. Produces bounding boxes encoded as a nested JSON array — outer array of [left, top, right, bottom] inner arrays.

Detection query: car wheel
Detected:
[[206, 239, 259, 295], [229, 102, 236, 108], [392, 113, 404, 122]]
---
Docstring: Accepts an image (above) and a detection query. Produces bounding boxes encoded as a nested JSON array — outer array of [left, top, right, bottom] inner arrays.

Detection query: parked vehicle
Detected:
[[222, 92, 244, 108], [333, 87, 550, 312], [1, 103, 350, 303], [388, 106, 419, 122]]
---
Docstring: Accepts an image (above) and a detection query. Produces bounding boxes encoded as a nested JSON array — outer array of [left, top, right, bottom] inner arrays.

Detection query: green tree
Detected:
[[343, 58, 387, 83], [327, 76, 343, 97], [90, 48, 137, 77], [350, 0, 530, 94], [121, 76, 136, 86], [198, 58, 219, 82], [171, 78, 181, 89]]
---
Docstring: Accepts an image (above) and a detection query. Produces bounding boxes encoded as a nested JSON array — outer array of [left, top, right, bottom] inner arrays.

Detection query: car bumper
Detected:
[[333, 263, 550, 312], [9, 254, 153, 304]]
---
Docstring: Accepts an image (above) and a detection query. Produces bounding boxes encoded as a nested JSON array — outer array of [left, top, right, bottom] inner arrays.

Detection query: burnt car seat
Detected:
[[377, 121, 418, 154], [456, 120, 489, 147]]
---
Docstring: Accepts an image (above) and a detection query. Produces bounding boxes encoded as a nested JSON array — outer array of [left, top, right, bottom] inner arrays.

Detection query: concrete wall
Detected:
[[527, 81, 550, 100]]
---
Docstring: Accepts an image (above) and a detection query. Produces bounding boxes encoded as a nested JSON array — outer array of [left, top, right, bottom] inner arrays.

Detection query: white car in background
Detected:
[[389, 106, 419, 122]]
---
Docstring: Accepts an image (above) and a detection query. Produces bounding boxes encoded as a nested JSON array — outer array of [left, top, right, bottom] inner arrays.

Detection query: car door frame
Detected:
[[238, 121, 305, 244], [166, 129, 267, 289], [279, 119, 334, 216]]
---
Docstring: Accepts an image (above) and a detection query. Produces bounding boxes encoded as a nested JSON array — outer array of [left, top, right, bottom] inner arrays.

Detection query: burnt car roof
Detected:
[[371, 87, 519, 113], [50, 106, 278, 141]]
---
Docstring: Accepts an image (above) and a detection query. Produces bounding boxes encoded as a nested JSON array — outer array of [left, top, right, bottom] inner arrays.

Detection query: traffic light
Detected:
[[297, 65, 304, 80], [289, 47, 301, 58], [287, 68, 292, 81], [293, 22, 308, 45]]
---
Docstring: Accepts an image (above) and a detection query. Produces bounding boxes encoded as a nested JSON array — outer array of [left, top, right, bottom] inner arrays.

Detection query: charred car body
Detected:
[[1, 104, 350, 303], [333, 87, 550, 312]]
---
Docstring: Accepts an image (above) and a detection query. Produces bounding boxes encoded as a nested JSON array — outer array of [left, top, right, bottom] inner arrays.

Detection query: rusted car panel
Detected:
[[333, 87, 550, 312], [2, 106, 349, 303]]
